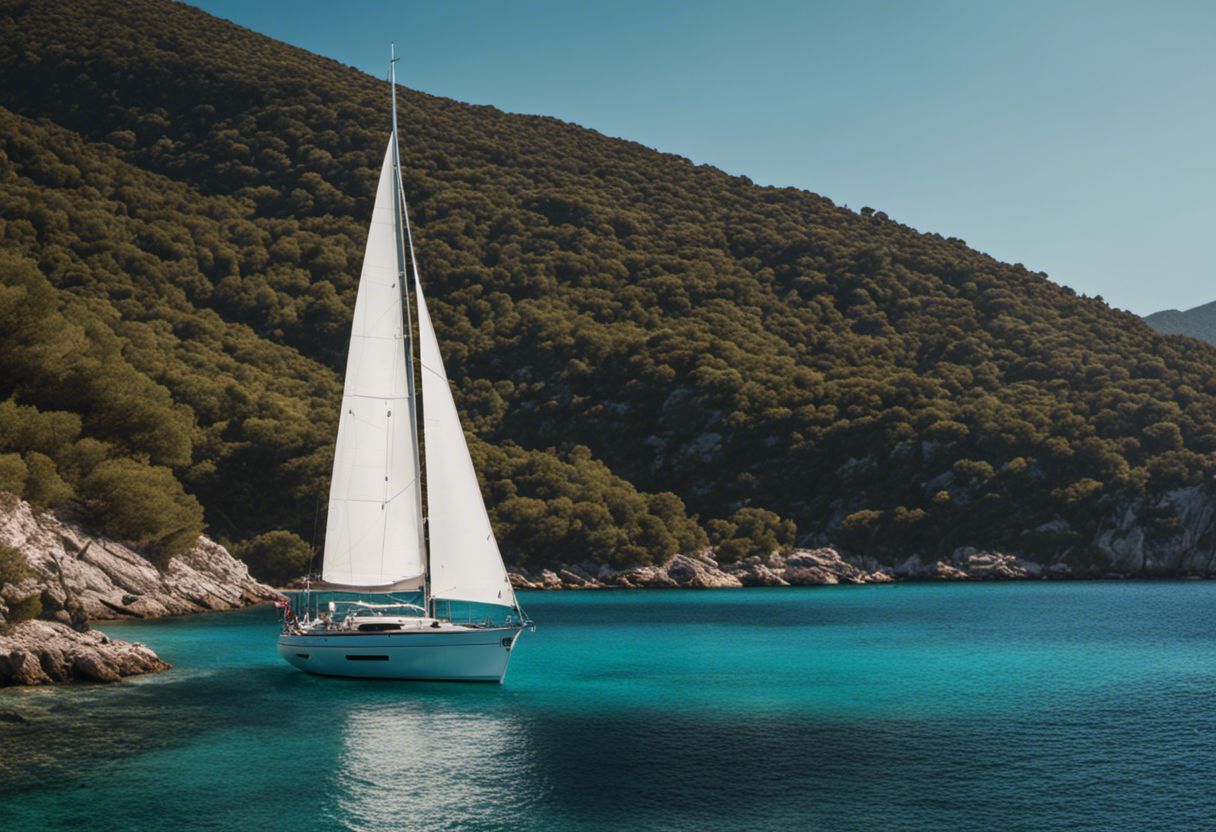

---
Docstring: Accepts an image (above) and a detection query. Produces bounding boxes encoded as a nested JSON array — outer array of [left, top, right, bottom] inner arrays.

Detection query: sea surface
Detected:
[[2, 583, 1215, 831]]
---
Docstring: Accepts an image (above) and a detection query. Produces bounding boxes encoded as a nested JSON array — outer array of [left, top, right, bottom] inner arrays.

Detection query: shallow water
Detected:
[[2, 583, 1215, 831]]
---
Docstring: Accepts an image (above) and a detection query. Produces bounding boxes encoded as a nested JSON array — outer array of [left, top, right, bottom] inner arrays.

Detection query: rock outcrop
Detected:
[[0, 497, 282, 624], [954, 548, 1042, 579], [506, 545, 1066, 591], [1093, 486, 1216, 576], [657, 554, 743, 588], [509, 548, 882, 590], [0, 619, 169, 685], [733, 559, 790, 587], [0, 496, 284, 686], [783, 548, 885, 585]]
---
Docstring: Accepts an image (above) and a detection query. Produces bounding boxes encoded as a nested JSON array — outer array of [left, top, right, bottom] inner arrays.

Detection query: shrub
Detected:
[[80, 458, 204, 563], [235, 530, 313, 586], [0, 542, 31, 586], [0, 453, 28, 497], [0, 543, 39, 631], [841, 509, 884, 553], [24, 452, 74, 508], [4, 594, 42, 629], [710, 507, 796, 564]]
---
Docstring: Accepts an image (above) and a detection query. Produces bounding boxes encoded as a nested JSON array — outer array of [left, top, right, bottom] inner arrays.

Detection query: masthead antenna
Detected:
[[390, 42, 399, 133]]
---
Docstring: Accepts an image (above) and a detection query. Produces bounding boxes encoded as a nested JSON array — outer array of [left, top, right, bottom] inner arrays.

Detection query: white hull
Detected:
[[277, 626, 525, 683]]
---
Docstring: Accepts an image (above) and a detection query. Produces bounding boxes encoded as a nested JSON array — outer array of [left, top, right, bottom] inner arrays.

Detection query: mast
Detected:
[[389, 43, 429, 609]]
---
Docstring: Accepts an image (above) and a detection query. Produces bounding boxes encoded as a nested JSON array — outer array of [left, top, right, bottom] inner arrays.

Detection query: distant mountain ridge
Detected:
[[2, 0, 1216, 578], [1144, 301, 1216, 346]]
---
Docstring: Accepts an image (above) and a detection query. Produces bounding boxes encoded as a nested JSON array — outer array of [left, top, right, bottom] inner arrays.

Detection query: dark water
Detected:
[[2, 583, 1215, 831]]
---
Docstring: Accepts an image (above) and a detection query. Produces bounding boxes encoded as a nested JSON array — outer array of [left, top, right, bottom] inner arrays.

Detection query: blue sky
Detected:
[[187, 0, 1215, 315]]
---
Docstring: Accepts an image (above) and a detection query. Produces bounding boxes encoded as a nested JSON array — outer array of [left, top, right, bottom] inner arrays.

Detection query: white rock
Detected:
[[0, 496, 283, 623]]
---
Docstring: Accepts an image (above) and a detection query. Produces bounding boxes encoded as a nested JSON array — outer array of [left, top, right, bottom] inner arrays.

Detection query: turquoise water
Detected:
[[2, 583, 1215, 831]]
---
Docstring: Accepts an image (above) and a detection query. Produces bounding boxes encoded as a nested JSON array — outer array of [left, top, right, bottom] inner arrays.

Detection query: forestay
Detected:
[[322, 143, 425, 589], [415, 277, 517, 609]]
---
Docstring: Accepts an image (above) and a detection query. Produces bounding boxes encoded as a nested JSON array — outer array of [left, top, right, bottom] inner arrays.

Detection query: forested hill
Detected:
[[1, 0, 1215, 579], [1144, 302, 1216, 347]]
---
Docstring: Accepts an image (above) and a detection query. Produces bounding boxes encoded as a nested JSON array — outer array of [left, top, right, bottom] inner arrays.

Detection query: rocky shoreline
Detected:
[[507, 482, 1216, 591], [0, 497, 282, 686], [508, 546, 1099, 590], [0, 619, 170, 685], [6, 483, 1213, 684]]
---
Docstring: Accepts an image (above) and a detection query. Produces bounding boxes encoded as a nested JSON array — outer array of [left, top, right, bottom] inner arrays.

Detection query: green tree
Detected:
[[0, 453, 27, 497], [80, 459, 204, 563], [6, 0, 1216, 574], [24, 452, 74, 508], [234, 530, 313, 586], [0, 542, 40, 631], [0, 542, 30, 586], [710, 507, 796, 564]]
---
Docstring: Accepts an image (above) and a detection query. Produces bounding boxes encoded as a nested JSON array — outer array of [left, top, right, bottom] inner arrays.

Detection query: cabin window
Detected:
[[295, 653, 310, 659], [356, 622, 401, 632]]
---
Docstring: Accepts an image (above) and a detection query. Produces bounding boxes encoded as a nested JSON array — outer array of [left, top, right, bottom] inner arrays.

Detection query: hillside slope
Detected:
[[2, 0, 1215, 574], [1144, 301, 1216, 346]]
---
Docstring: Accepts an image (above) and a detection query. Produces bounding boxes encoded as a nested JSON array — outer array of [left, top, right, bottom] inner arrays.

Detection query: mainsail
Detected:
[[321, 124, 516, 610], [415, 277, 517, 609], [321, 143, 425, 589]]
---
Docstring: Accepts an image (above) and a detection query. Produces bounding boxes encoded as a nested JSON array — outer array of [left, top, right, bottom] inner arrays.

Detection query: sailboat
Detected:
[[276, 47, 529, 683]]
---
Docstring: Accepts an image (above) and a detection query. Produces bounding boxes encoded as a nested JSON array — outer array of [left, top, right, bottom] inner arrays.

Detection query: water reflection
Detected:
[[326, 696, 545, 831]]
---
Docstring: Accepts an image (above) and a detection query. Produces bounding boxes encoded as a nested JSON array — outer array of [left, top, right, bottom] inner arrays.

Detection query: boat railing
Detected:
[[280, 591, 522, 630]]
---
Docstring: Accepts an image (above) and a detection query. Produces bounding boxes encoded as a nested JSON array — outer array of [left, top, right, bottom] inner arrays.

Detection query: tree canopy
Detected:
[[0, 0, 1213, 576]]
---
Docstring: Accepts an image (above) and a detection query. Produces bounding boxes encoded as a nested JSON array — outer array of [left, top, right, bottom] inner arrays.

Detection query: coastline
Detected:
[[506, 546, 1211, 591], [7, 485, 1213, 686], [0, 497, 283, 686]]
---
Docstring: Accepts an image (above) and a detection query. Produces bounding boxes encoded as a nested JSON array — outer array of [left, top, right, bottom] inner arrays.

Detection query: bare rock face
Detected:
[[729, 548, 895, 586], [0, 619, 169, 685], [557, 568, 600, 588], [1094, 486, 1216, 576], [612, 565, 678, 589], [508, 547, 897, 590], [507, 571, 541, 590], [0, 497, 283, 623], [783, 548, 876, 586], [892, 555, 973, 580], [504, 542, 1074, 591], [0, 496, 285, 686], [733, 559, 790, 587], [889, 551, 1048, 581], [952, 548, 1042, 580], [662, 554, 743, 589], [922, 560, 971, 580]]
